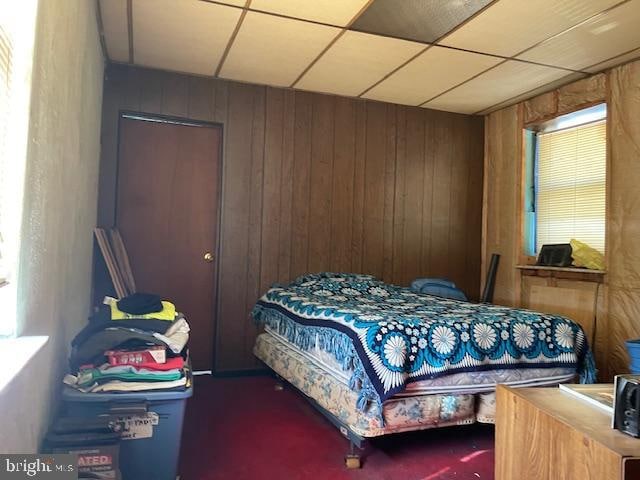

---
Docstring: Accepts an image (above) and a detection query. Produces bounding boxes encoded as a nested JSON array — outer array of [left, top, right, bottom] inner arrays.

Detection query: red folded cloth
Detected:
[[131, 356, 184, 371]]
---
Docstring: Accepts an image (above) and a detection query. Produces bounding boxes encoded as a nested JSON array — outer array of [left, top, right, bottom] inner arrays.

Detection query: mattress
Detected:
[[254, 330, 478, 437], [266, 325, 576, 397], [252, 273, 594, 410]]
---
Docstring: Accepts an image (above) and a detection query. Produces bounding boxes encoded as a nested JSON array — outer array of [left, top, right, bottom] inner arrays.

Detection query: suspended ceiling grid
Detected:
[[98, 0, 640, 114]]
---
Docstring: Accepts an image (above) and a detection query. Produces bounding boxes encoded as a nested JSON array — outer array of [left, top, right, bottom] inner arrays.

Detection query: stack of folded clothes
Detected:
[[65, 293, 191, 393]]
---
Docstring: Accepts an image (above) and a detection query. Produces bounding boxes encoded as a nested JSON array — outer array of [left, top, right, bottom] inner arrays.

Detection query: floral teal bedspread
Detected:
[[252, 273, 596, 410]]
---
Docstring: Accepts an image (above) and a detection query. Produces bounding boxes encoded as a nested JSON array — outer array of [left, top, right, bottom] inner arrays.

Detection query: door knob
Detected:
[[204, 252, 214, 263]]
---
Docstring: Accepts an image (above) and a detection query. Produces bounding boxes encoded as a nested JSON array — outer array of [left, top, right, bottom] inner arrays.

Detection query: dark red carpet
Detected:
[[179, 376, 495, 480]]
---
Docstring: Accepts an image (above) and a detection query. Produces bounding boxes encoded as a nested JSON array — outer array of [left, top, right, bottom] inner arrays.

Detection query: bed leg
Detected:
[[344, 441, 361, 469]]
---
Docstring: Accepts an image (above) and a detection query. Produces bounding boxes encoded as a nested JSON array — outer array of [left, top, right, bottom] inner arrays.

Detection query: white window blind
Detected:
[[536, 119, 607, 254]]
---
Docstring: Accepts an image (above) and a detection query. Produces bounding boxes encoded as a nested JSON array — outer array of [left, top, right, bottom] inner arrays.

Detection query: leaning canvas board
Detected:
[[94, 228, 128, 298], [109, 228, 137, 294]]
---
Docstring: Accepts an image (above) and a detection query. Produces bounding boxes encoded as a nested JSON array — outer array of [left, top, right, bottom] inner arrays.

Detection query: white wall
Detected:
[[0, 0, 104, 452]]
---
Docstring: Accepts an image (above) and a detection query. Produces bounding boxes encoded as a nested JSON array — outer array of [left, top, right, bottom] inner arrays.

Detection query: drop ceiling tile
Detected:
[[518, 0, 640, 71], [133, 0, 241, 76], [214, 0, 247, 6], [251, 0, 370, 27], [363, 46, 502, 106], [440, 0, 621, 57], [99, 0, 129, 62], [220, 12, 340, 87], [423, 61, 569, 114], [477, 72, 586, 115], [295, 31, 424, 97], [351, 0, 493, 44], [586, 47, 640, 73]]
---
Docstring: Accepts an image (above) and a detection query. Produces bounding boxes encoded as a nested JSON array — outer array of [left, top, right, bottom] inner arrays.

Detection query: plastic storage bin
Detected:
[[626, 339, 640, 374], [62, 386, 193, 480]]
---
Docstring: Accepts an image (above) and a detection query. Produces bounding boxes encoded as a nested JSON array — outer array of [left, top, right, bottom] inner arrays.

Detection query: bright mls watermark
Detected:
[[0, 455, 75, 479]]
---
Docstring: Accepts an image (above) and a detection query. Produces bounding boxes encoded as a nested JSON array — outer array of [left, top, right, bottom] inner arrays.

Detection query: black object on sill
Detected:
[[481, 253, 500, 304], [537, 243, 572, 267]]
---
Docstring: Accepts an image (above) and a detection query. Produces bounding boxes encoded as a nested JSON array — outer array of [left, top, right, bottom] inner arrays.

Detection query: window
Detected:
[[0, 1, 38, 337], [0, 25, 11, 290], [524, 104, 607, 257]]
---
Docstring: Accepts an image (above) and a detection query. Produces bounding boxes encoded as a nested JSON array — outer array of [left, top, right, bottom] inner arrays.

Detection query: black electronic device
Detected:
[[536, 243, 573, 267], [613, 375, 640, 438]]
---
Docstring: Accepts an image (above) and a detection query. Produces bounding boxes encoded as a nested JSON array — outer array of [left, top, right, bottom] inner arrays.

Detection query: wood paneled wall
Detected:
[[98, 64, 484, 372], [483, 61, 640, 379], [607, 61, 640, 379], [482, 104, 522, 307]]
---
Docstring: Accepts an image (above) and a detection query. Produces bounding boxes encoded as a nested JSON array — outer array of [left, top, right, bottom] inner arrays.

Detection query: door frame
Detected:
[[115, 110, 225, 373]]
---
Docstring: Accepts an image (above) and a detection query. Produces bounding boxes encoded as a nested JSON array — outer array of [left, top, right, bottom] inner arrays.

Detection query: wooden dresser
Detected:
[[495, 385, 640, 480]]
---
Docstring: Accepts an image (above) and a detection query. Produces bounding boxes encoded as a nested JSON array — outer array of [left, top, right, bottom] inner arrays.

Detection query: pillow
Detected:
[[413, 283, 468, 302], [570, 238, 605, 270], [411, 278, 457, 291]]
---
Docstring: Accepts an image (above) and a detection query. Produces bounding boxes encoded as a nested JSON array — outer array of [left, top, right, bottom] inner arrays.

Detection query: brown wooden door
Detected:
[[116, 116, 222, 371]]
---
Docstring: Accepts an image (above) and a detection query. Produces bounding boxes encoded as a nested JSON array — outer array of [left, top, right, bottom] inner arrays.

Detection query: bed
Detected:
[[252, 273, 595, 467]]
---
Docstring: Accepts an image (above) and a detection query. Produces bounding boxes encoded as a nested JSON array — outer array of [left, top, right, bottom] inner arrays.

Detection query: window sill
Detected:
[[0, 335, 48, 393], [516, 265, 606, 282]]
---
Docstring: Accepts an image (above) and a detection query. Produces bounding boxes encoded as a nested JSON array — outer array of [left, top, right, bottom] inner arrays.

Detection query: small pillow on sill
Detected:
[[570, 238, 605, 271]]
